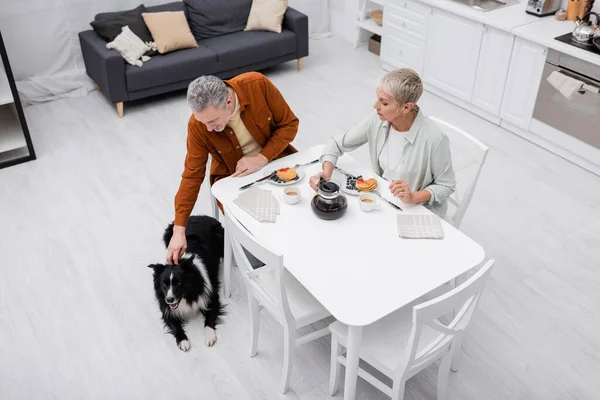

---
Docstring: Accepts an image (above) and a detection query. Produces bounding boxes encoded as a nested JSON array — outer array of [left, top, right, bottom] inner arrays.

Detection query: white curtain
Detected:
[[0, 0, 331, 106]]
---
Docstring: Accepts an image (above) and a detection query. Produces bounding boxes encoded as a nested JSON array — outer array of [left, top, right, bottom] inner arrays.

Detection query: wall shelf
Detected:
[[355, 0, 385, 48], [0, 29, 36, 169]]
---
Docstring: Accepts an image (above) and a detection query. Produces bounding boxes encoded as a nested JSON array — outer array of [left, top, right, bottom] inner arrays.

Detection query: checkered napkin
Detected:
[[396, 214, 444, 239], [233, 187, 280, 223]]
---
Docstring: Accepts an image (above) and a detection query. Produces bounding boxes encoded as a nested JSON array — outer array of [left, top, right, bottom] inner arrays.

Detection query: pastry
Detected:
[[276, 167, 298, 182], [356, 177, 377, 192]]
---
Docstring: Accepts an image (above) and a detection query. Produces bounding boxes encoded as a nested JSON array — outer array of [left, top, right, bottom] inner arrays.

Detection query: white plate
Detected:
[[264, 167, 305, 186], [341, 174, 378, 196]]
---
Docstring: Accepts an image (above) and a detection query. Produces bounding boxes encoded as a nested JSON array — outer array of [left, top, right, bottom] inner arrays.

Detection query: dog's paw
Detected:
[[178, 339, 191, 352], [204, 327, 216, 347]]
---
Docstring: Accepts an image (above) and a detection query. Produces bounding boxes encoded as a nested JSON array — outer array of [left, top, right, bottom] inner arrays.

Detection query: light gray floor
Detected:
[[1, 36, 599, 400]]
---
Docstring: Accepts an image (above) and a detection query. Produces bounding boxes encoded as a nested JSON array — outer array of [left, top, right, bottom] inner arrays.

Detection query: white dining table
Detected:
[[212, 145, 485, 400]]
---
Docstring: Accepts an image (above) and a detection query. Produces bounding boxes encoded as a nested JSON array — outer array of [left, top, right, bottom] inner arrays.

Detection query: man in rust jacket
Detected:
[[167, 72, 298, 264]]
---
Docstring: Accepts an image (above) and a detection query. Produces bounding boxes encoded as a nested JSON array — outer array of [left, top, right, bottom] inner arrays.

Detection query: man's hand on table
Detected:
[[167, 225, 187, 265], [231, 154, 268, 178]]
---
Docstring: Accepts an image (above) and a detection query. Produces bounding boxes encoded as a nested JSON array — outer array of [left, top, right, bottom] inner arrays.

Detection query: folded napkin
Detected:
[[234, 187, 280, 223], [547, 71, 583, 100], [397, 214, 444, 239]]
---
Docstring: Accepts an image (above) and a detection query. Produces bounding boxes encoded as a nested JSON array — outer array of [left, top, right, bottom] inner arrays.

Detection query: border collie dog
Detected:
[[148, 215, 225, 351]]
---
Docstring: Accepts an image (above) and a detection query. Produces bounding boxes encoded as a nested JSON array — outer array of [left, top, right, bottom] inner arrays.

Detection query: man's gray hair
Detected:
[[377, 68, 423, 111], [187, 75, 229, 111]]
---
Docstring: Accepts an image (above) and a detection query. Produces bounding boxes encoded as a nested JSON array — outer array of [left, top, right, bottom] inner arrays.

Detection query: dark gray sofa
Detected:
[[79, 1, 308, 117]]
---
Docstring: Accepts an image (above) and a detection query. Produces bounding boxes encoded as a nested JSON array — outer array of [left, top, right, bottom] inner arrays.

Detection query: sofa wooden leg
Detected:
[[116, 102, 124, 118], [95, 84, 100, 92], [297, 58, 302, 71]]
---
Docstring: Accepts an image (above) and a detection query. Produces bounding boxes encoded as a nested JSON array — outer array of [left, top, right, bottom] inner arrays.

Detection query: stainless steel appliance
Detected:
[[533, 49, 600, 150], [526, 0, 561, 16]]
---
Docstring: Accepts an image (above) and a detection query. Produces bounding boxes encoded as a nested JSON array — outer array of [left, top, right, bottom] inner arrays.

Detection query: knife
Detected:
[[335, 166, 359, 179], [239, 171, 277, 191], [238, 159, 320, 191], [373, 190, 403, 211]]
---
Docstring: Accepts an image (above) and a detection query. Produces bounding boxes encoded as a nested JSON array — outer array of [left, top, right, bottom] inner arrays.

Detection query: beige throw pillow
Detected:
[[245, 0, 288, 33], [142, 11, 198, 54]]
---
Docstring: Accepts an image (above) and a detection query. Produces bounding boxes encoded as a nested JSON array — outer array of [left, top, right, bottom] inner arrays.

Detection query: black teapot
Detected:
[[311, 180, 347, 220]]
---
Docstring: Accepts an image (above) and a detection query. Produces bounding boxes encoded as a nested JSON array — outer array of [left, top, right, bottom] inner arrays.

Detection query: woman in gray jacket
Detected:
[[308, 68, 456, 217]]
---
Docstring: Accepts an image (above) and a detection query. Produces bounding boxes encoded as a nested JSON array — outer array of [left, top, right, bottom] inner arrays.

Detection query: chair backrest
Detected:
[[430, 117, 489, 229], [398, 260, 495, 377], [224, 206, 295, 326]]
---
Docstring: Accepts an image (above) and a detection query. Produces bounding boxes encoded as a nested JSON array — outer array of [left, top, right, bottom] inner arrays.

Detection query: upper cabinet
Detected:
[[500, 37, 547, 131], [423, 9, 484, 103]]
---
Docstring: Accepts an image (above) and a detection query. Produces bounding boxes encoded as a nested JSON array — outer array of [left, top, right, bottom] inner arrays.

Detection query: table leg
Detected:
[[343, 325, 362, 400], [223, 228, 233, 298]]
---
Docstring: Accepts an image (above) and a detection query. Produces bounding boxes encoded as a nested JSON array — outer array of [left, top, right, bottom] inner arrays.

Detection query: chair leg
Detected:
[[116, 102, 124, 118], [329, 335, 342, 396], [280, 328, 295, 393], [437, 353, 453, 400], [223, 229, 233, 298], [212, 196, 221, 221], [451, 338, 464, 373], [249, 296, 260, 358], [297, 58, 302, 71], [392, 378, 406, 400]]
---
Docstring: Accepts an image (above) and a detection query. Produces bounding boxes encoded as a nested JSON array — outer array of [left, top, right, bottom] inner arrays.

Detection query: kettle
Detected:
[[572, 12, 600, 45], [310, 180, 348, 220]]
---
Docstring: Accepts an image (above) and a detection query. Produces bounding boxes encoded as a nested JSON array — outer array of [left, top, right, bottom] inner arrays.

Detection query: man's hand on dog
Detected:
[[167, 226, 187, 265]]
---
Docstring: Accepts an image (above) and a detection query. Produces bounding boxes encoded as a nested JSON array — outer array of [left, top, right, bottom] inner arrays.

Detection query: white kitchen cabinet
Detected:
[[423, 9, 484, 103], [381, 0, 430, 74], [500, 37, 547, 130], [472, 26, 514, 116]]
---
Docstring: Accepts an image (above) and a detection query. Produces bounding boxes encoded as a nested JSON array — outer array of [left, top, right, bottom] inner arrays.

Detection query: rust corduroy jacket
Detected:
[[174, 72, 299, 226]]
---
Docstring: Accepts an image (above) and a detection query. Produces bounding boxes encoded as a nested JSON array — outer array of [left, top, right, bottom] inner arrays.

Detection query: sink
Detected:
[[450, 0, 519, 11]]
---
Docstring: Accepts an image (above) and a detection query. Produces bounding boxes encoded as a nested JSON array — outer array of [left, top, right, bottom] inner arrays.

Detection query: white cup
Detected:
[[282, 186, 301, 205], [359, 193, 380, 212]]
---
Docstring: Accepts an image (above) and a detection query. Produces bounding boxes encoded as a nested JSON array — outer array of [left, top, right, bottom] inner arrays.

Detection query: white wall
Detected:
[[330, 0, 359, 44]]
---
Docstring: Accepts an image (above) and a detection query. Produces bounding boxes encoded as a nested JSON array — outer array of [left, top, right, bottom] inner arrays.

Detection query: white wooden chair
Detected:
[[329, 259, 495, 400], [430, 117, 489, 230], [224, 206, 332, 393], [206, 155, 221, 220]]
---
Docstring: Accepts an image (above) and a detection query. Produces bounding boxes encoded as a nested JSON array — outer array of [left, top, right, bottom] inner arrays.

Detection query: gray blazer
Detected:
[[320, 110, 456, 217]]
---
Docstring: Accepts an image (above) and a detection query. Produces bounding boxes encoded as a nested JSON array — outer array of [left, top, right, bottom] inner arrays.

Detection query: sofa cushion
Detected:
[[245, 0, 288, 33], [201, 30, 296, 70], [92, 4, 153, 43], [142, 11, 198, 54], [184, 0, 252, 40], [125, 45, 218, 91]]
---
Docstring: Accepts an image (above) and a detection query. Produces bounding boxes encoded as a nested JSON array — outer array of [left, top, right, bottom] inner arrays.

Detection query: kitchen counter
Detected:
[[513, 18, 600, 66], [412, 0, 541, 32]]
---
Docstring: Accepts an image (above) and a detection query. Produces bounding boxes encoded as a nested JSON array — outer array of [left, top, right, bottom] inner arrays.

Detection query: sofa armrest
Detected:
[[282, 7, 309, 59], [78, 30, 128, 103]]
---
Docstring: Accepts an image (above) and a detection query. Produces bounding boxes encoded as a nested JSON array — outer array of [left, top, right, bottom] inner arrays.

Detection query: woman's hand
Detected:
[[389, 180, 416, 204], [309, 172, 325, 191]]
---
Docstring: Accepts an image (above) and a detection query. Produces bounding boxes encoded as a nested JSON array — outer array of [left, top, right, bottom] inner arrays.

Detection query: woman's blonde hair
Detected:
[[377, 68, 423, 112]]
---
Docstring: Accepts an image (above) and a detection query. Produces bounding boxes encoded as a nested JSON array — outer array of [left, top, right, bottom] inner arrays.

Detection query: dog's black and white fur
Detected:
[[148, 215, 225, 351]]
